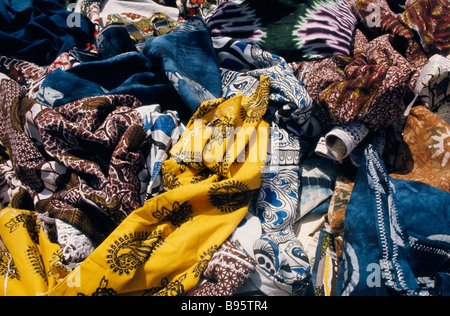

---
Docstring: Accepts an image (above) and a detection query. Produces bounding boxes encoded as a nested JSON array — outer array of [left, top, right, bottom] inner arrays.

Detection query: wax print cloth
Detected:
[[0, 74, 184, 246], [336, 145, 450, 296], [0, 77, 270, 296], [0, 0, 448, 298]]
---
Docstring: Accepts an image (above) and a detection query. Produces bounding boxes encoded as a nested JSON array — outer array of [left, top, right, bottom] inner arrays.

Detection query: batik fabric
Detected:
[[188, 239, 257, 296], [214, 37, 319, 139], [231, 121, 312, 296], [0, 77, 270, 296], [0, 74, 183, 246], [391, 106, 450, 192], [336, 145, 450, 296]]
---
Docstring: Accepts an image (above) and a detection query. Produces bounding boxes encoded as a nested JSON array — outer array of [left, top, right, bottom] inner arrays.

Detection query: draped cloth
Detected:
[[0, 77, 270, 296]]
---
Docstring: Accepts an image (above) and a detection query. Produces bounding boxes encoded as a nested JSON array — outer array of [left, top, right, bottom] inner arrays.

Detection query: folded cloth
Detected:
[[324, 122, 370, 162], [391, 106, 450, 192], [55, 219, 96, 265], [349, 0, 445, 65], [398, 0, 450, 57], [37, 16, 222, 122], [105, 12, 179, 51], [215, 37, 318, 138], [312, 230, 342, 296], [206, 0, 357, 62], [0, 76, 270, 296], [143, 16, 223, 113], [0, 0, 94, 66], [96, 0, 180, 25], [297, 32, 418, 131], [94, 22, 138, 60], [326, 171, 355, 235], [0, 73, 186, 245], [37, 52, 172, 109], [336, 145, 450, 296], [176, 0, 219, 22], [298, 154, 338, 221]]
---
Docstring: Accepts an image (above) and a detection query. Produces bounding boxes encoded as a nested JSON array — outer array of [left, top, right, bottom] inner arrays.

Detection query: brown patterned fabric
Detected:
[[326, 172, 355, 235], [391, 106, 450, 192], [293, 0, 450, 132], [0, 76, 150, 245], [296, 31, 418, 131], [188, 239, 256, 296]]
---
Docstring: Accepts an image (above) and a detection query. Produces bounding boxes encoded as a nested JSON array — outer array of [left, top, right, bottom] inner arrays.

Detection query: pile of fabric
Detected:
[[0, 0, 448, 296]]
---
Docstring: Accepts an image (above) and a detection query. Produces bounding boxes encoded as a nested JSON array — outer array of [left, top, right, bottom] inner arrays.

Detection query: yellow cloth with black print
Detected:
[[0, 77, 270, 296]]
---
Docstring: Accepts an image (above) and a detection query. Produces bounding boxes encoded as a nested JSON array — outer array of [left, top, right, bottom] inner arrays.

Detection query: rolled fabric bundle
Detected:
[[325, 122, 370, 162]]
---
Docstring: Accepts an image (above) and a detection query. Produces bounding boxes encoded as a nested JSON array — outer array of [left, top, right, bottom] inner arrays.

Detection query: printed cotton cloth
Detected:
[[231, 121, 312, 296], [391, 106, 450, 192], [0, 74, 183, 245], [336, 145, 450, 296], [0, 0, 448, 298], [188, 239, 257, 296], [0, 76, 270, 296], [206, 0, 357, 62], [38, 16, 222, 118], [214, 37, 319, 138]]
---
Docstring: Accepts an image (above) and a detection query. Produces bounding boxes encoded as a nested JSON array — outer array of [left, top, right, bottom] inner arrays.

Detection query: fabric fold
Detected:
[[0, 77, 270, 296]]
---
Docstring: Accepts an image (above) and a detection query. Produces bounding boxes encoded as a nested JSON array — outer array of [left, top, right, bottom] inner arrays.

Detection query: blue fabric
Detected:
[[143, 16, 222, 113], [37, 52, 172, 108], [0, 0, 93, 66], [95, 23, 137, 60], [38, 16, 222, 118], [336, 145, 450, 296]]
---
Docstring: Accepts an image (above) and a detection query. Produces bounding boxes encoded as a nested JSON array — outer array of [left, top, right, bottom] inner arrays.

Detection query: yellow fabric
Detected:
[[0, 77, 270, 296]]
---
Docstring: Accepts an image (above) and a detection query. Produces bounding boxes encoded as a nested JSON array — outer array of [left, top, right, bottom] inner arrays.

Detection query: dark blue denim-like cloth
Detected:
[[0, 0, 93, 66], [38, 16, 222, 118], [37, 51, 173, 109], [143, 16, 222, 113], [336, 145, 450, 296]]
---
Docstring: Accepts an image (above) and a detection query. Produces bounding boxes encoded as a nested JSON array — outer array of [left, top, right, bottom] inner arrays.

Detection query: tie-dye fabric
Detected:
[[206, 0, 357, 62], [336, 145, 450, 296]]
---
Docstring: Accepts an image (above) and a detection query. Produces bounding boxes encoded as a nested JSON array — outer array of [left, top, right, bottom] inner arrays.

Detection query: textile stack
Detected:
[[0, 0, 448, 297]]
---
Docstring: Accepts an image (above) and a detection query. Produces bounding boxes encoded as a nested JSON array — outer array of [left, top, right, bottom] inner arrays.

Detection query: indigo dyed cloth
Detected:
[[0, 73, 270, 296], [39, 16, 222, 117], [336, 145, 450, 296], [143, 16, 222, 113], [0, 0, 94, 66], [215, 37, 318, 138], [232, 122, 313, 296], [37, 51, 173, 109]]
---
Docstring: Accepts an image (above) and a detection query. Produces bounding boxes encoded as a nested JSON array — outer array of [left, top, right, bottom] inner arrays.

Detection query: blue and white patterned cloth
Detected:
[[214, 37, 321, 139], [336, 145, 450, 296], [232, 122, 313, 296]]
